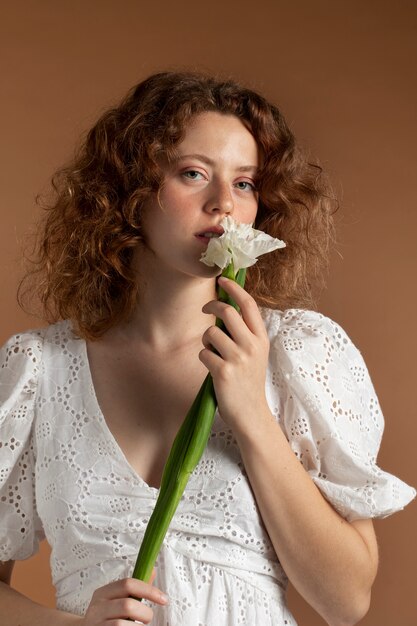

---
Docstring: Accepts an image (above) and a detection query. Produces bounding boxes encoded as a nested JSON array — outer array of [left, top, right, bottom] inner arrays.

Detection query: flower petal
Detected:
[[200, 216, 286, 271]]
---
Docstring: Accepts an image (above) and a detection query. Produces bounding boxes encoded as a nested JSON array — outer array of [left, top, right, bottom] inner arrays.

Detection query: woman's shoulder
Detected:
[[1, 325, 46, 382], [1, 320, 81, 380], [259, 308, 416, 521], [260, 307, 350, 345], [2, 319, 79, 351], [260, 307, 365, 377]]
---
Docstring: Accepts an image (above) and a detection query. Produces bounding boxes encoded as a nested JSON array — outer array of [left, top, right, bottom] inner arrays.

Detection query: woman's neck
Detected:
[[133, 276, 216, 351], [111, 253, 218, 352]]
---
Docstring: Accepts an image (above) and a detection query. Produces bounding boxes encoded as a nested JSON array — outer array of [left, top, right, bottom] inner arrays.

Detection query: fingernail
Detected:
[[159, 592, 169, 604]]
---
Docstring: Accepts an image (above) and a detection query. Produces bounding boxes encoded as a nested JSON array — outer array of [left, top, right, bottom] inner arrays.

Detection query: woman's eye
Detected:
[[235, 181, 256, 192], [182, 170, 204, 181]]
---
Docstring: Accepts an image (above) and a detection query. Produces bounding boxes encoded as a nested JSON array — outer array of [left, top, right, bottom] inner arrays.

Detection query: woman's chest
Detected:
[[34, 355, 261, 534], [33, 342, 278, 570], [85, 343, 212, 489]]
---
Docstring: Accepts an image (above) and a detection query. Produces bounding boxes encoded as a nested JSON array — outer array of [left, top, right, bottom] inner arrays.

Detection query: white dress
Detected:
[[0, 309, 415, 625]]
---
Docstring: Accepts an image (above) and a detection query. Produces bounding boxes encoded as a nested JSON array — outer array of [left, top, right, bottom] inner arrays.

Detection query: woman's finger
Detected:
[[84, 576, 169, 626], [202, 325, 238, 360], [202, 300, 251, 347], [121, 596, 166, 622], [217, 276, 267, 337], [199, 346, 226, 378], [92, 577, 166, 604], [101, 597, 155, 622]]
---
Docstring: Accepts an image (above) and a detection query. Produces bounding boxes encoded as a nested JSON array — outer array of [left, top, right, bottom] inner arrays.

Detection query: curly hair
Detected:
[[18, 70, 337, 340]]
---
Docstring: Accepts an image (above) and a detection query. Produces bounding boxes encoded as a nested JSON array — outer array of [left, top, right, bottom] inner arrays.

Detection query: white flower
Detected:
[[200, 216, 286, 271]]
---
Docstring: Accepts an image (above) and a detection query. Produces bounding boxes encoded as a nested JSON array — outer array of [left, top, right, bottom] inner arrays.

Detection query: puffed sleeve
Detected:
[[265, 308, 416, 522], [0, 329, 46, 560]]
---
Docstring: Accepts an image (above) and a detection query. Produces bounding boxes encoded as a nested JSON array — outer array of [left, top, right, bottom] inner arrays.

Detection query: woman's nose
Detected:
[[203, 181, 234, 215]]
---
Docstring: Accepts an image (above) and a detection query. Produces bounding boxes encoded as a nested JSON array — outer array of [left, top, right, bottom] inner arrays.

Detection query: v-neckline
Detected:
[[81, 336, 161, 494]]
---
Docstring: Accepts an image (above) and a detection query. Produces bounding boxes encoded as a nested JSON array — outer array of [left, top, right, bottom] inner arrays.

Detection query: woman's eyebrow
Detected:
[[176, 153, 258, 173]]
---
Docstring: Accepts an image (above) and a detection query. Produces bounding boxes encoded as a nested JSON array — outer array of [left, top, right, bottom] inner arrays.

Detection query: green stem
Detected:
[[131, 263, 247, 586], [132, 375, 216, 582]]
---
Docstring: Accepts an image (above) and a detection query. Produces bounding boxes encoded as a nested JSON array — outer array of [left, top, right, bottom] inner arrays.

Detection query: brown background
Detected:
[[1, 1, 416, 624]]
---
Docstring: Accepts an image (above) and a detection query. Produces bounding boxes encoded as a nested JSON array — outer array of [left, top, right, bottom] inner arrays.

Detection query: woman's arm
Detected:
[[0, 561, 168, 625], [200, 277, 378, 626], [0, 561, 80, 625], [234, 417, 378, 626]]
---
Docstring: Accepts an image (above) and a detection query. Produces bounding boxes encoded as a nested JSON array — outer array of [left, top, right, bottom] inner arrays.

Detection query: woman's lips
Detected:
[[195, 228, 224, 245], [195, 231, 222, 245], [195, 234, 212, 245]]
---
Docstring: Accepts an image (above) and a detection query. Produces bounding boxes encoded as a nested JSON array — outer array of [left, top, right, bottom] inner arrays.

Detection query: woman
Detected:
[[0, 71, 414, 625]]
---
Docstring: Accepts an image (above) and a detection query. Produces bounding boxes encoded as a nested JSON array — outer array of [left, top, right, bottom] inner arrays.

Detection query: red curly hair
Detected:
[[19, 71, 336, 340]]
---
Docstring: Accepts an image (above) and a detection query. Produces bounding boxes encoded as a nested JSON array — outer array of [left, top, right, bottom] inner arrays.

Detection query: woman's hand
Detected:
[[200, 276, 270, 432], [81, 568, 168, 625]]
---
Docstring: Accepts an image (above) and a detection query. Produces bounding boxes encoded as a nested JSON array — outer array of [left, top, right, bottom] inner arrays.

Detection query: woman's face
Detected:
[[139, 111, 260, 279]]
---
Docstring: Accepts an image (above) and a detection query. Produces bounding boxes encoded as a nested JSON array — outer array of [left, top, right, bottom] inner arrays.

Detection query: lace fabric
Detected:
[[0, 310, 415, 624]]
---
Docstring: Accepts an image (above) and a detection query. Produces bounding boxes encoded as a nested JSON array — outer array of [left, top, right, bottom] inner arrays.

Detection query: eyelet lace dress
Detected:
[[0, 309, 415, 625]]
